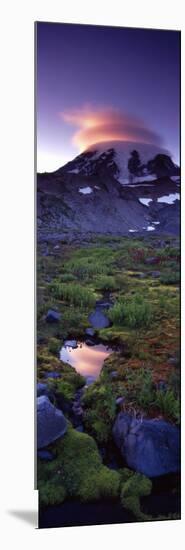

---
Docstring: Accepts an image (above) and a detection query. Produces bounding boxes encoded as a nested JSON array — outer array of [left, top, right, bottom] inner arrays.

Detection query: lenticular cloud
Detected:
[[61, 106, 162, 151]]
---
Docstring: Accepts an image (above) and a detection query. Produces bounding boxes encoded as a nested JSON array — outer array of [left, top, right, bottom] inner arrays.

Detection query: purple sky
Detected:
[[36, 22, 180, 172]]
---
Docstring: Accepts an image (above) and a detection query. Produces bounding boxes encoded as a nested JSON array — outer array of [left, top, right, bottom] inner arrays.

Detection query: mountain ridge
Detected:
[[37, 140, 180, 242]]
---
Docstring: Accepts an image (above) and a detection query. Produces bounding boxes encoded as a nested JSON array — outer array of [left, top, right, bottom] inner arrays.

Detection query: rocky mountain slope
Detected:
[[37, 141, 180, 241]]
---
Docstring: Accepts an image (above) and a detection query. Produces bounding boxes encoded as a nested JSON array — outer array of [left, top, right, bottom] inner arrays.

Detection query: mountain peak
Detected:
[[57, 139, 179, 184]]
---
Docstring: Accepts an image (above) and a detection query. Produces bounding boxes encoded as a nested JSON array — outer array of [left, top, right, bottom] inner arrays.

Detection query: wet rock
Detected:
[[64, 339, 78, 349], [85, 339, 95, 346], [149, 270, 161, 278], [37, 396, 67, 449], [85, 328, 95, 337], [46, 309, 61, 323], [88, 309, 110, 329], [113, 412, 180, 477]]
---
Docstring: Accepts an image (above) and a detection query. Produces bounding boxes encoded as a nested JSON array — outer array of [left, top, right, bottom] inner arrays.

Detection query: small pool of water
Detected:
[[60, 342, 113, 383]]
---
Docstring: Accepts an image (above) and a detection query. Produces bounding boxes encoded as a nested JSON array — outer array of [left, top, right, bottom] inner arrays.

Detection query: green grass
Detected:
[[155, 389, 180, 423], [95, 275, 118, 292], [49, 281, 96, 308], [109, 294, 153, 329], [160, 271, 180, 285]]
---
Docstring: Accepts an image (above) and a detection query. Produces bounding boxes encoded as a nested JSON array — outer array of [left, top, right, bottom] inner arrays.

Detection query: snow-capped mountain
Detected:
[[37, 140, 180, 242], [55, 140, 180, 185]]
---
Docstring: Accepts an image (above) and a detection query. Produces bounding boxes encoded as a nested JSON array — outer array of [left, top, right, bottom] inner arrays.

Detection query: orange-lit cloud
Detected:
[[60, 106, 162, 151]]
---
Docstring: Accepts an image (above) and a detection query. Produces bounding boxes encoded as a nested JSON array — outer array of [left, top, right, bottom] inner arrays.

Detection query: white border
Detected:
[[0, 1, 184, 547]]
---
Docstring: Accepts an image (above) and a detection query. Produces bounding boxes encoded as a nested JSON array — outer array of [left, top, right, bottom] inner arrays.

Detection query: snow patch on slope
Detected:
[[139, 198, 153, 207], [157, 193, 180, 205], [79, 186, 93, 195], [87, 140, 169, 185]]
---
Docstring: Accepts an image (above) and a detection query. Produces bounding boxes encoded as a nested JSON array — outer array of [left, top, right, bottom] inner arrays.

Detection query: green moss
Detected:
[[82, 383, 116, 443], [38, 427, 153, 519], [38, 427, 120, 505], [120, 473, 152, 520], [39, 481, 66, 506], [48, 337, 60, 355]]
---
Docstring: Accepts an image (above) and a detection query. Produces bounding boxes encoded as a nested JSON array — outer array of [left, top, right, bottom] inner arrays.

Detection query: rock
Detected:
[[64, 339, 78, 349], [110, 370, 118, 379], [145, 257, 159, 265], [129, 272, 146, 279], [168, 357, 179, 366], [116, 396, 125, 406], [113, 412, 180, 477], [157, 380, 167, 392], [85, 328, 95, 337], [46, 309, 61, 323], [37, 396, 67, 449], [37, 383, 48, 396], [149, 270, 161, 278], [95, 300, 112, 309], [75, 425, 84, 433], [72, 404, 83, 416], [85, 339, 95, 346], [44, 372, 61, 379], [85, 375, 96, 386], [88, 309, 110, 329], [38, 449, 55, 461]]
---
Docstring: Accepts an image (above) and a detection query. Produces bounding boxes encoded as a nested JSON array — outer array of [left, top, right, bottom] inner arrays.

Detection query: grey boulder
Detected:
[[85, 328, 95, 337], [64, 339, 78, 349], [113, 412, 180, 477], [37, 383, 48, 397], [37, 396, 67, 449], [46, 309, 61, 323], [88, 309, 110, 329]]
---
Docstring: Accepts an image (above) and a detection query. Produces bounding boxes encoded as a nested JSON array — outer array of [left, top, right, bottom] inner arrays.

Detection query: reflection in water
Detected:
[[60, 342, 112, 381]]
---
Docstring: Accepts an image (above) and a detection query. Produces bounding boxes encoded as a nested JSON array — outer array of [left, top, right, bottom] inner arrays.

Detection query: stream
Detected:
[[39, 299, 180, 527]]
